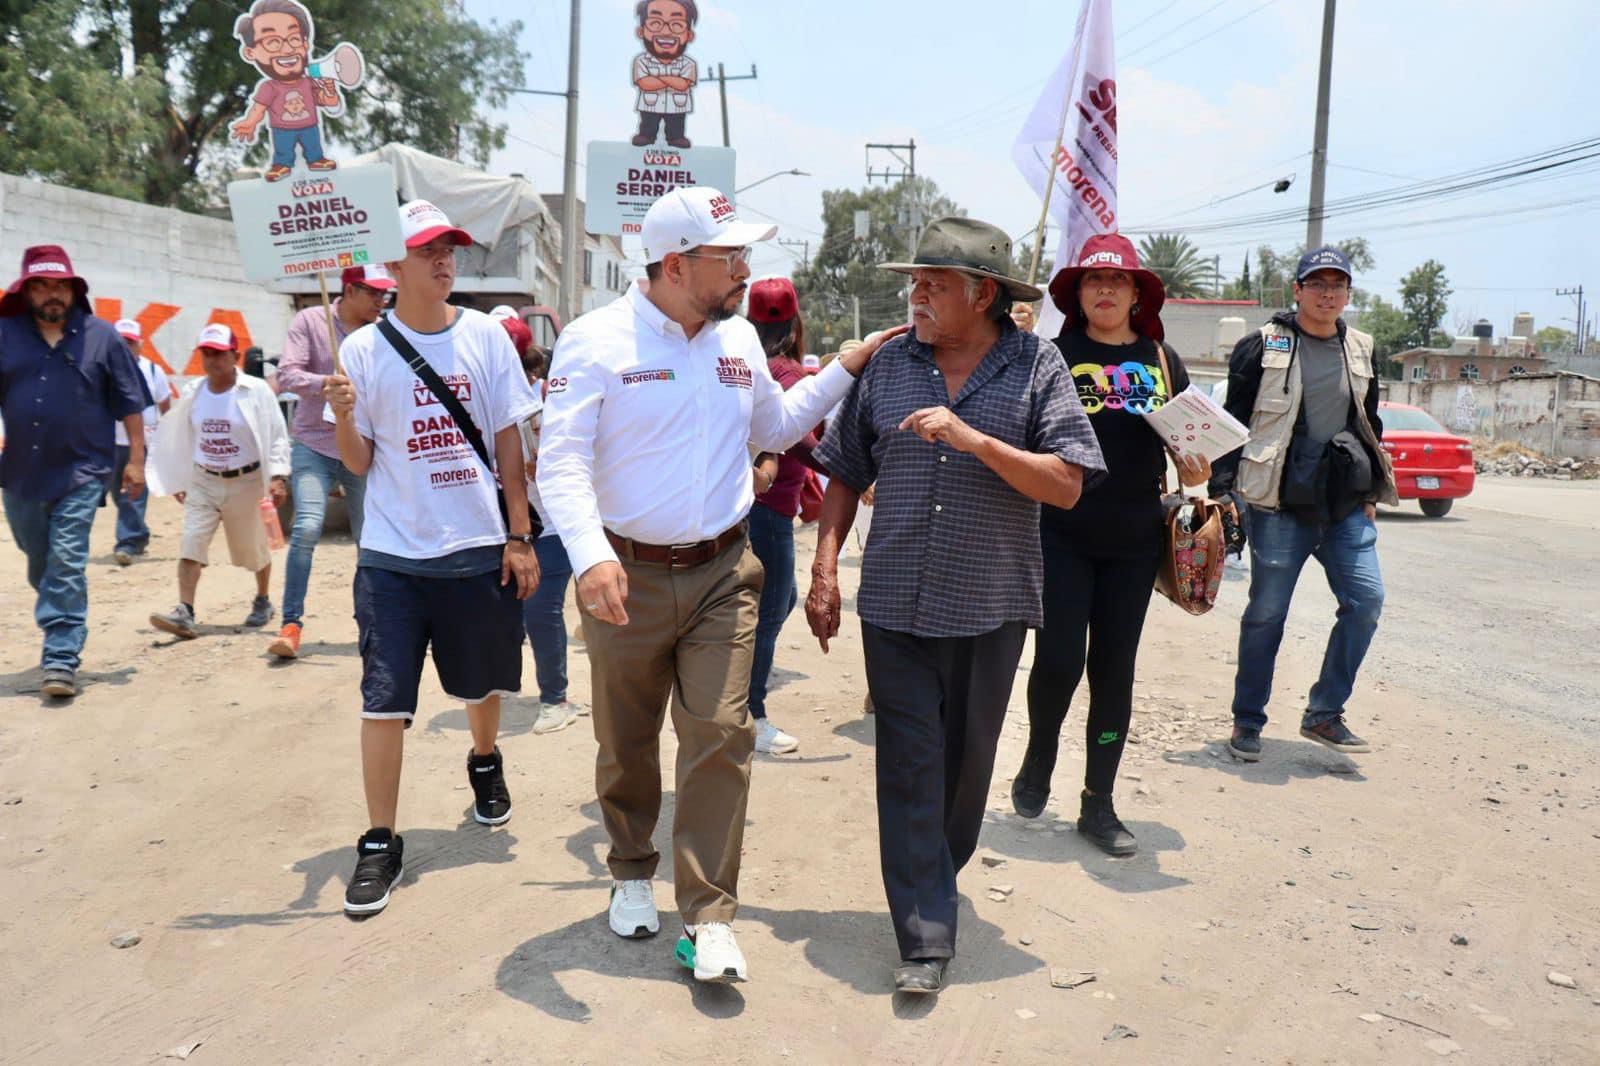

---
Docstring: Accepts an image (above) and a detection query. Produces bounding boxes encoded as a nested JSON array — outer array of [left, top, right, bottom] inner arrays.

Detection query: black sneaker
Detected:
[[243, 595, 274, 628], [468, 746, 512, 825], [1300, 717, 1371, 754], [344, 829, 404, 916], [40, 668, 78, 699], [1076, 792, 1137, 856], [1228, 726, 1262, 762], [1010, 744, 1054, 819]]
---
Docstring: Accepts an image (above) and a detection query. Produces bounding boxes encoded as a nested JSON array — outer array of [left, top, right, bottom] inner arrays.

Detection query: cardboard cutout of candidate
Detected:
[[631, 0, 698, 149], [229, 0, 366, 183]]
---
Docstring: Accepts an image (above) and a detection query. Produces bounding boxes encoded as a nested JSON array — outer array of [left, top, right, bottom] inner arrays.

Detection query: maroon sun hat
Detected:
[[0, 245, 90, 318], [747, 277, 799, 324], [1048, 233, 1167, 342]]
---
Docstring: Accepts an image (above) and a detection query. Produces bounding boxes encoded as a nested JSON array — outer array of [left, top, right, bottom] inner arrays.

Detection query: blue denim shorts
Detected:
[[353, 565, 523, 723]]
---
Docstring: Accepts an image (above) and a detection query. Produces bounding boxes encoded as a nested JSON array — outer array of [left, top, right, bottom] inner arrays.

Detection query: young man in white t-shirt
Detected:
[[109, 319, 173, 566], [148, 324, 290, 639], [323, 200, 542, 917]]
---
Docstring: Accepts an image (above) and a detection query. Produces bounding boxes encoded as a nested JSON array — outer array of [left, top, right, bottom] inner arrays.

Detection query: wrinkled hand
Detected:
[[269, 476, 288, 507], [502, 541, 541, 600], [837, 324, 911, 376], [323, 373, 356, 418], [577, 560, 630, 626], [861, 483, 876, 507], [1174, 451, 1211, 489], [805, 567, 842, 653], [122, 461, 146, 501], [899, 406, 986, 453]]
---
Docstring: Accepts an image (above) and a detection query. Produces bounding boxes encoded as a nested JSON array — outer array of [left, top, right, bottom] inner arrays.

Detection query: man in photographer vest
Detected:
[[1210, 247, 1397, 764]]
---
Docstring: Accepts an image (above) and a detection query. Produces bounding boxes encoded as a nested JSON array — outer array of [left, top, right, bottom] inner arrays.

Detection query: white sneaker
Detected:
[[532, 700, 581, 735], [608, 879, 660, 939], [754, 718, 799, 754], [676, 922, 747, 983]]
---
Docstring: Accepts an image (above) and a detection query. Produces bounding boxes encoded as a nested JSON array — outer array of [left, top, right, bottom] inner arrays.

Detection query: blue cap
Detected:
[[1296, 246, 1353, 282]]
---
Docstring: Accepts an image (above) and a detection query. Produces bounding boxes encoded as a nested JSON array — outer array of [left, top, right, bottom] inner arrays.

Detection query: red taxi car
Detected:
[[1378, 401, 1475, 517]]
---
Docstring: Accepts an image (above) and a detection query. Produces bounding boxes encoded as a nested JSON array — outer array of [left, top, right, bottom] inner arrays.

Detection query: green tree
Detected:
[[1534, 325, 1577, 354], [1013, 239, 1053, 290], [1240, 237, 1376, 307], [1400, 260, 1452, 351], [2, 0, 524, 208], [791, 178, 964, 346], [0, 0, 167, 201], [1359, 295, 1414, 377], [1136, 233, 1210, 298]]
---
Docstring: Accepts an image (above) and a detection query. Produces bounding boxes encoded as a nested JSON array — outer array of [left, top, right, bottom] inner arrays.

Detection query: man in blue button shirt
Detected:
[[0, 245, 152, 699]]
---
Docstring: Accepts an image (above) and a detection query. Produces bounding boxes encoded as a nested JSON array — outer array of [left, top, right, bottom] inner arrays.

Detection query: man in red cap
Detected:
[[148, 324, 290, 641], [269, 263, 393, 658], [321, 200, 541, 917], [0, 245, 153, 698]]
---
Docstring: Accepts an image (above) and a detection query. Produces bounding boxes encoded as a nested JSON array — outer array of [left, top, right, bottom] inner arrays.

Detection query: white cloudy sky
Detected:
[[475, 0, 1598, 338]]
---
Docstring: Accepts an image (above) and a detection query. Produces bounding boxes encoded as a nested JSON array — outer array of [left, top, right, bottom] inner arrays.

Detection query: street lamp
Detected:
[[735, 168, 810, 195]]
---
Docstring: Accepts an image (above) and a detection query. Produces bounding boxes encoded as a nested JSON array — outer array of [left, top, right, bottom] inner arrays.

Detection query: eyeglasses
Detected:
[[679, 247, 752, 272], [1301, 279, 1349, 295], [254, 32, 305, 54], [645, 17, 689, 34]]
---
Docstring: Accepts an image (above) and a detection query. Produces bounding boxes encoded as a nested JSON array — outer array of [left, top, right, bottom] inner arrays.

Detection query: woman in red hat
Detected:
[[1009, 233, 1211, 855], [742, 276, 825, 756]]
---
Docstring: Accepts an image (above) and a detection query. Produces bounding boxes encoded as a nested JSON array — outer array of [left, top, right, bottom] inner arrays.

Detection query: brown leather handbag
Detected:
[[1152, 345, 1227, 616]]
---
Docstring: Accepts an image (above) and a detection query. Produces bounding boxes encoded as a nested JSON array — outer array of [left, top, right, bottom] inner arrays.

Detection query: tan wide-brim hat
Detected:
[[879, 216, 1044, 303]]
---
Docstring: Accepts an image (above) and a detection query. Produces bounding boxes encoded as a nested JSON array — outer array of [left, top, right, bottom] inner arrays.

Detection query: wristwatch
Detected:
[[508, 533, 537, 546]]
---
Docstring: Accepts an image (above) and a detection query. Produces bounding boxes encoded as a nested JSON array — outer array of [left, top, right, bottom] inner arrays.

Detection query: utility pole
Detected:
[[558, 0, 582, 327], [852, 294, 861, 341], [1214, 254, 1222, 299], [866, 140, 918, 258], [1305, 0, 1336, 249], [714, 64, 758, 148], [778, 237, 810, 269], [1558, 286, 1586, 354]]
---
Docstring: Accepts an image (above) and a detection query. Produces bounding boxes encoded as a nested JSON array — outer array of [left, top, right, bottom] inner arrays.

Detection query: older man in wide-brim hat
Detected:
[[805, 216, 1106, 994]]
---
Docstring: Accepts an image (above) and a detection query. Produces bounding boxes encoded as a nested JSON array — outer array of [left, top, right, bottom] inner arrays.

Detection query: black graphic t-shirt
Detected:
[[1040, 329, 1190, 558]]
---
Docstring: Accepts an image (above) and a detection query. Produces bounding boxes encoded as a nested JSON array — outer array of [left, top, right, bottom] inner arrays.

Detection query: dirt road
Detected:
[[2, 480, 1597, 1064]]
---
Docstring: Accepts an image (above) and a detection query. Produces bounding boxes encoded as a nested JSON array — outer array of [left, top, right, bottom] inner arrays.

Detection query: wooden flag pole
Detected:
[[317, 270, 342, 373], [1026, 83, 1076, 288]]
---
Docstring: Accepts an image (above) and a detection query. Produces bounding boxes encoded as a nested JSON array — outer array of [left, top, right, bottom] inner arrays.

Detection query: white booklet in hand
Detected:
[[1141, 385, 1251, 463]]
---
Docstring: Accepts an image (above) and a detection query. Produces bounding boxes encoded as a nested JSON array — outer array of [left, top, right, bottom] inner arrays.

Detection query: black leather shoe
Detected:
[[1010, 746, 1053, 819], [1228, 726, 1263, 762], [1077, 792, 1138, 856], [893, 957, 948, 994]]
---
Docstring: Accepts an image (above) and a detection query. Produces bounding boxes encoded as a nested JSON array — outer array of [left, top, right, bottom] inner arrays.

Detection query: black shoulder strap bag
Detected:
[[376, 315, 541, 539]]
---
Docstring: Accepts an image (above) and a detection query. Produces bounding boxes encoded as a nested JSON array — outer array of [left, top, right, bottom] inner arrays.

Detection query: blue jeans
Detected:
[[282, 441, 366, 626], [3, 480, 103, 671], [271, 124, 326, 169], [747, 504, 797, 720], [1232, 506, 1385, 731], [521, 534, 574, 704], [107, 444, 150, 554]]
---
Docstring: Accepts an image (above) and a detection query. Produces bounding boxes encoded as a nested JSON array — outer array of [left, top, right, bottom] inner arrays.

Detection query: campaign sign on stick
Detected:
[[585, 141, 737, 235], [227, 164, 405, 283]]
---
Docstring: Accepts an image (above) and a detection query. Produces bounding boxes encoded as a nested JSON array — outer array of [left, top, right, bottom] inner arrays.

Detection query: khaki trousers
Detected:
[[579, 535, 762, 924]]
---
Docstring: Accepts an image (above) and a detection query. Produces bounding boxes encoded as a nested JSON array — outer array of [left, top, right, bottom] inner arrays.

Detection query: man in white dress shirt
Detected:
[[109, 318, 173, 566], [538, 186, 900, 983]]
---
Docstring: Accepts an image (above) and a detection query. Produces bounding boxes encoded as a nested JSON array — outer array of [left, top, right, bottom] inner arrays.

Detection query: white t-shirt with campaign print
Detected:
[[115, 356, 172, 447], [341, 308, 540, 560], [190, 384, 260, 471]]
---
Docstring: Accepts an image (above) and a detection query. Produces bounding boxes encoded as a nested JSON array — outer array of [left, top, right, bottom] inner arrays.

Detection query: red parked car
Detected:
[[1378, 401, 1475, 517]]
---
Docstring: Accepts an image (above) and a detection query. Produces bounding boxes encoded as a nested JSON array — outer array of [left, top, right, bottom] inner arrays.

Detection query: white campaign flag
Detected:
[[1012, 0, 1117, 336]]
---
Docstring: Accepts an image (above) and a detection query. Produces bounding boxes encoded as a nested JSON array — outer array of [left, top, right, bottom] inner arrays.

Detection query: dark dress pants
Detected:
[[862, 620, 1028, 961]]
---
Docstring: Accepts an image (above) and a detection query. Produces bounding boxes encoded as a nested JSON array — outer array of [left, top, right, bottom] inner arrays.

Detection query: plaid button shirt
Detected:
[[815, 324, 1106, 638]]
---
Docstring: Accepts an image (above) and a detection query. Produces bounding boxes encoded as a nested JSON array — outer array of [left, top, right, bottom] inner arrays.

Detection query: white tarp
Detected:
[[346, 143, 553, 251]]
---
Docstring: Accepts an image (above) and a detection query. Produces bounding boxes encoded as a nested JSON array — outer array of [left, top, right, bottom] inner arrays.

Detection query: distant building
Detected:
[[1397, 314, 1550, 383], [542, 195, 636, 313], [1160, 298, 1289, 387]]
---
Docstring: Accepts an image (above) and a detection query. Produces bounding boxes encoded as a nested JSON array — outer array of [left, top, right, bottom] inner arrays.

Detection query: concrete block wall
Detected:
[[0, 174, 293, 374], [1394, 373, 1600, 459]]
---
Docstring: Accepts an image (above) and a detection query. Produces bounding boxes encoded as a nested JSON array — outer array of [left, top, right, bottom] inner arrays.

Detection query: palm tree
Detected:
[[1136, 233, 1211, 298]]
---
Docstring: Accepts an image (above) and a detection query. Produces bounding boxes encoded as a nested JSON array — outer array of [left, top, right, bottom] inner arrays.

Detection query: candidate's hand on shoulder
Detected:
[[839, 324, 911, 374]]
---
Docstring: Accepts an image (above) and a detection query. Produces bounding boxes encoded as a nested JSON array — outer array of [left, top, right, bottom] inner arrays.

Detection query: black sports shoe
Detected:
[[344, 829, 404, 915], [1228, 726, 1262, 762], [1010, 744, 1054, 819], [1076, 792, 1137, 856], [468, 746, 512, 825], [1300, 717, 1371, 754]]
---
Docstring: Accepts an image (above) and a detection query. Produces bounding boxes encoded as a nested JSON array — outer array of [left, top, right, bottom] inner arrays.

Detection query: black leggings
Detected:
[[1024, 533, 1160, 796]]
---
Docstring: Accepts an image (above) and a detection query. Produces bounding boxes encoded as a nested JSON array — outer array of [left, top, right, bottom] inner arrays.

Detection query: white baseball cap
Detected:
[[488, 305, 518, 320], [196, 323, 235, 351], [640, 186, 776, 264], [399, 199, 472, 249], [114, 318, 142, 341]]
